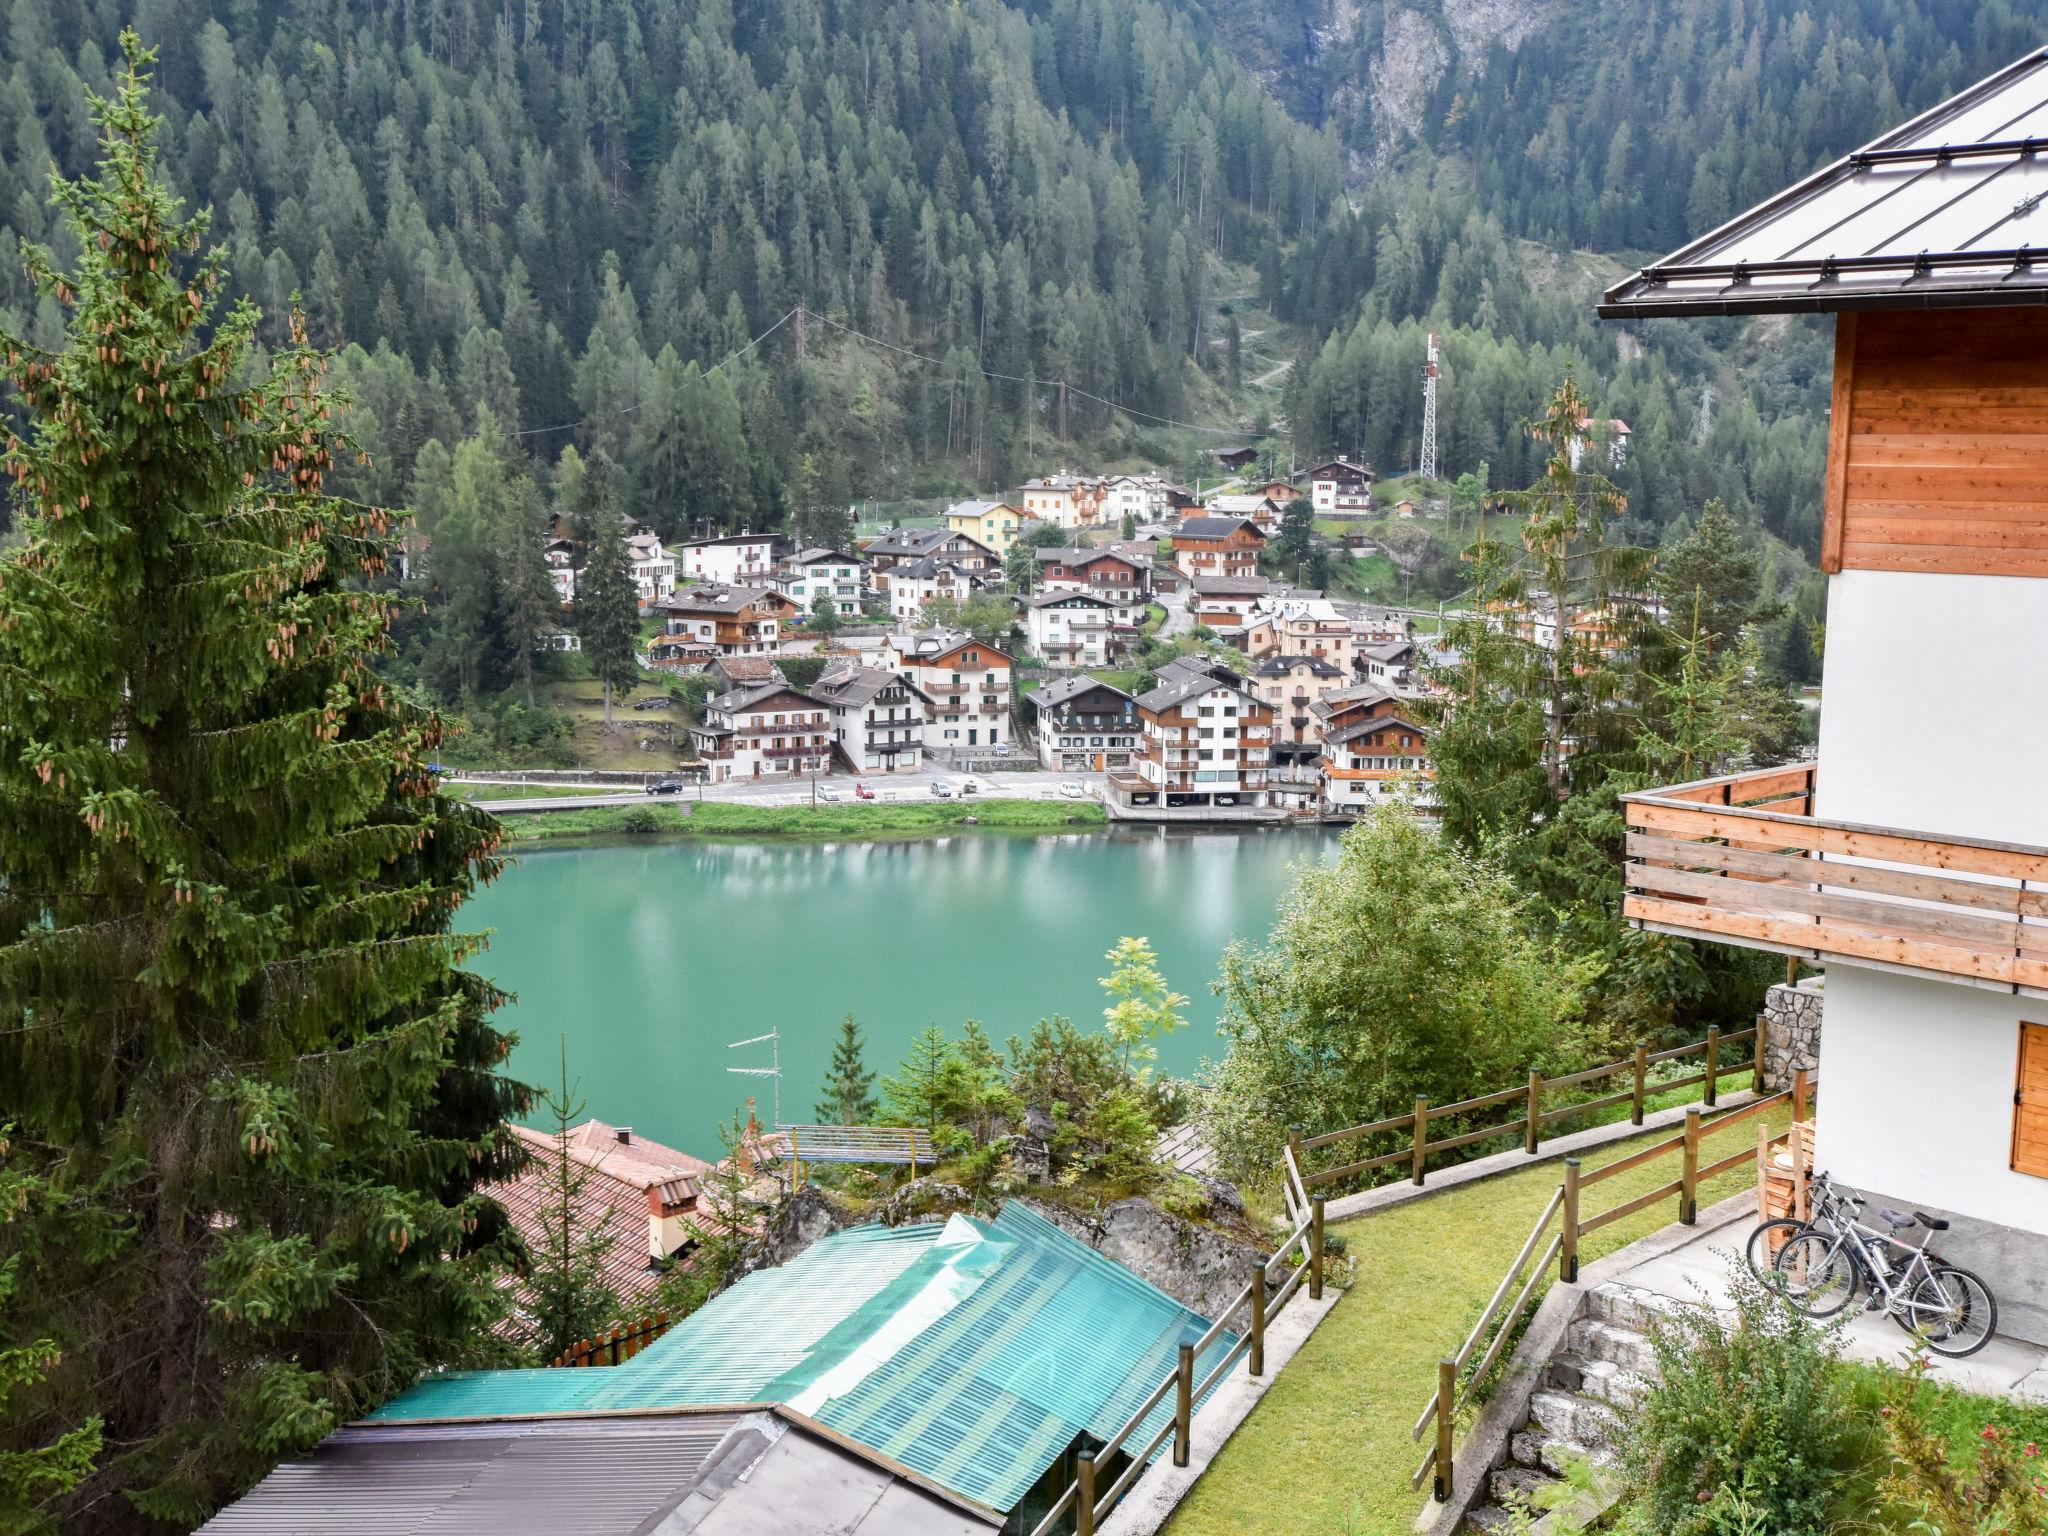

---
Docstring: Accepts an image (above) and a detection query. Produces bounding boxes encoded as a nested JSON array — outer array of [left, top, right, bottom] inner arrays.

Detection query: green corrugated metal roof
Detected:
[[369, 1202, 1232, 1514]]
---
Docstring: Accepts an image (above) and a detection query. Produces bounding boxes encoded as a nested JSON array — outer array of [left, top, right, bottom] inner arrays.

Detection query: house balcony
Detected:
[[1621, 763, 2048, 997]]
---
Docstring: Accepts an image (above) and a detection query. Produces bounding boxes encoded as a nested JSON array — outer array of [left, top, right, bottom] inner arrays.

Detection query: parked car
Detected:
[[958, 777, 981, 795], [631, 696, 668, 711], [646, 780, 684, 795], [994, 742, 1011, 756], [816, 785, 843, 802], [1059, 781, 1087, 799], [854, 782, 876, 800], [930, 780, 955, 798]]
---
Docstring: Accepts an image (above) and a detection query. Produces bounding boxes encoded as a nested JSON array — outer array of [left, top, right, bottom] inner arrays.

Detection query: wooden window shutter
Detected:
[[2017, 1023, 2048, 1180]]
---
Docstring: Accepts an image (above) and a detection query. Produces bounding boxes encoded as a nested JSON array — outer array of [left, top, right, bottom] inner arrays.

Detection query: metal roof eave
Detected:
[[1596, 283, 2048, 318], [1599, 43, 2048, 319]]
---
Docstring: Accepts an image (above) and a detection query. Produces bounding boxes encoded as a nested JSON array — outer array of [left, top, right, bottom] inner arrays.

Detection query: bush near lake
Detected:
[[1197, 803, 1592, 1181]]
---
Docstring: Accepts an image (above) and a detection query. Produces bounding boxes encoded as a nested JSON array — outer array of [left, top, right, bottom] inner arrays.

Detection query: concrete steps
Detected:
[[1457, 1284, 1654, 1535]]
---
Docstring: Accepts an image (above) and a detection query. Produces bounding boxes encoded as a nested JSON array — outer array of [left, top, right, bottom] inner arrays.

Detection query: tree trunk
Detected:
[[603, 678, 613, 726]]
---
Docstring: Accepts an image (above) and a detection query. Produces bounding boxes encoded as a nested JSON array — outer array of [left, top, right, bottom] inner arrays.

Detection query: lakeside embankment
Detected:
[[491, 797, 1111, 843]]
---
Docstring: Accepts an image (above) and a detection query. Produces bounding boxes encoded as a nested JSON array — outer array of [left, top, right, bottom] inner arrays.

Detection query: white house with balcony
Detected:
[[1022, 590, 1113, 670], [675, 531, 780, 586], [1601, 50, 2048, 1341]]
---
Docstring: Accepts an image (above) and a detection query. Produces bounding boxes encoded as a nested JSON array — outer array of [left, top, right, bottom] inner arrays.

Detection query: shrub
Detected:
[[1620, 1262, 1858, 1536], [1878, 1352, 2048, 1532]]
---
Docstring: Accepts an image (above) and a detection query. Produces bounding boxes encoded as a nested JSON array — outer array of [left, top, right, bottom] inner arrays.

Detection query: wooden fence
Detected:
[[551, 1311, 674, 1369], [1409, 1070, 1814, 1502], [1026, 1146, 1329, 1536], [1290, 1023, 1762, 1197]]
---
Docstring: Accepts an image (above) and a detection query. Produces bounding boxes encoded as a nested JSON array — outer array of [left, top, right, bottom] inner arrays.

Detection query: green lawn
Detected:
[[495, 798, 1108, 843], [1163, 1108, 1792, 1536], [455, 782, 623, 801]]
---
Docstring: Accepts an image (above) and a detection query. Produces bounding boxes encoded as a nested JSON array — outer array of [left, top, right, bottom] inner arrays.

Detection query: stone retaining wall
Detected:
[[1760, 977, 1822, 1091]]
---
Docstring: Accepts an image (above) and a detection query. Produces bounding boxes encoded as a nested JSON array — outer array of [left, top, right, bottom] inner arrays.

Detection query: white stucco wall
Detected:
[[1816, 966, 2048, 1235], [1817, 569, 2048, 844]]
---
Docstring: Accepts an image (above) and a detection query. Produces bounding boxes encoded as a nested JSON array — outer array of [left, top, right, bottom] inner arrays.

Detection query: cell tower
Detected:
[[1419, 331, 1441, 481]]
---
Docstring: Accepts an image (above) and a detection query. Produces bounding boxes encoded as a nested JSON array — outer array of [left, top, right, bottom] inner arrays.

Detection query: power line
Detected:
[[803, 307, 1260, 441], [509, 305, 800, 440]]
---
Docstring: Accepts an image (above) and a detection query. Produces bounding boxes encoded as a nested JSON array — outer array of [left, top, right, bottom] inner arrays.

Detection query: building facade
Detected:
[[1171, 517, 1266, 581], [1030, 675, 1140, 772], [674, 531, 780, 586], [688, 682, 834, 782], [886, 629, 1014, 752], [1112, 659, 1273, 810], [943, 499, 1024, 553], [1599, 54, 2048, 1339], [1307, 458, 1374, 516], [656, 585, 797, 657], [774, 547, 865, 617], [1023, 590, 1114, 669], [812, 662, 930, 774]]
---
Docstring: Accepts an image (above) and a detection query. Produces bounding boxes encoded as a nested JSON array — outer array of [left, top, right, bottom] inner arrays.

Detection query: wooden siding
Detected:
[[2018, 1023, 2048, 1180], [1826, 308, 2048, 577]]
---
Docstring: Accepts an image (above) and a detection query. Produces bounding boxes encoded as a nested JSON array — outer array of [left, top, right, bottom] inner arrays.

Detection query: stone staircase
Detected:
[[1460, 1283, 1678, 1534]]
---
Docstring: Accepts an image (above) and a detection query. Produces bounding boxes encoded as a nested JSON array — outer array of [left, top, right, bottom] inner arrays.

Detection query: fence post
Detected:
[[1309, 1197, 1326, 1301], [1705, 1025, 1722, 1108], [1681, 1107, 1702, 1225], [1631, 1045, 1648, 1126], [1793, 1066, 1810, 1123], [1525, 1070, 1542, 1153], [1076, 1449, 1098, 1536], [1433, 1357, 1456, 1502], [1412, 1095, 1429, 1185], [1173, 1341, 1194, 1467], [1287, 1124, 1304, 1192], [1753, 1015, 1768, 1091], [1249, 1260, 1267, 1377], [1560, 1160, 1581, 1282]]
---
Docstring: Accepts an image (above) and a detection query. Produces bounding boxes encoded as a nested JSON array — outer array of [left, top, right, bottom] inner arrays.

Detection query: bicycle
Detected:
[[1771, 1184, 1998, 1357], [1744, 1168, 1855, 1279]]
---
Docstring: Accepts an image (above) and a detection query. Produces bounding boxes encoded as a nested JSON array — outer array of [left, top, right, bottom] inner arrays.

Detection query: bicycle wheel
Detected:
[[1904, 1265, 1998, 1358], [1772, 1231, 1856, 1317], [1744, 1218, 1808, 1278]]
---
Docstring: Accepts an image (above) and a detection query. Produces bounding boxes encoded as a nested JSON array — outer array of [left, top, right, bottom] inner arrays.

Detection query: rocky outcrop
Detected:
[[1023, 1186, 1269, 1321], [724, 1178, 977, 1286], [1441, 0, 1553, 67], [1367, 9, 1449, 156]]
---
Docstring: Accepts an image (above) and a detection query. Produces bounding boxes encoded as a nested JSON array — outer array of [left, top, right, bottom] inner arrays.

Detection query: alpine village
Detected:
[[5, 5, 2048, 1536]]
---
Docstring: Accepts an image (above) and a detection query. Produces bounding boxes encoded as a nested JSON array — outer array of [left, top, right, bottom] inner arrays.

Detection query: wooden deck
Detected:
[[1620, 763, 2048, 996]]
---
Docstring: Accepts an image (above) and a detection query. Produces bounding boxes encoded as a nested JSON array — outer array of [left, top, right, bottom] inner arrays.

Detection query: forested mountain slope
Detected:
[[0, 0, 1344, 540], [0, 0, 2038, 569]]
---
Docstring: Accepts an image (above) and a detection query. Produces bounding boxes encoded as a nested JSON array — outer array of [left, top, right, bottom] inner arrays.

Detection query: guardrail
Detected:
[[1409, 1069, 1813, 1503], [551, 1310, 674, 1368], [1621, 762, 2048, 995], [1027, 1145, 1327, 1536], [1288, 1024, 1761, 1197]]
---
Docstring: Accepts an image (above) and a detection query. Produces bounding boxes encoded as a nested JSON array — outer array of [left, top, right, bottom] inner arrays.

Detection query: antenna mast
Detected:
[[1420, 331, 1440, 482], [727, 1028, 782, 1127]]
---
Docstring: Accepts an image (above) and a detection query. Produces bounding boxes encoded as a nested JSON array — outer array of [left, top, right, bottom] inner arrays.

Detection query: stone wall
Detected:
[[1760, 978, 1823, 1091]]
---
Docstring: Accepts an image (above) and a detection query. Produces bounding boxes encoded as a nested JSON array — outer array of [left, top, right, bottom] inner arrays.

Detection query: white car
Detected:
[[930, 780, 955, 799], [815, 785, 843, 802], [1059, 781, 1088, 799]]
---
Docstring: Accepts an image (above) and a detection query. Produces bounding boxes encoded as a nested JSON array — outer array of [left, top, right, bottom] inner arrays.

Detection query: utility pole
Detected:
[[795, 300, 807, 365], [1419, 331, 1440, 482]]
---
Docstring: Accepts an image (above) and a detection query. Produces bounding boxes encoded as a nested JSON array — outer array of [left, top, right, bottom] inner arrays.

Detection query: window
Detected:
[[2018, 1023, 2048, 1179], [1198, 751, 1214, 762]]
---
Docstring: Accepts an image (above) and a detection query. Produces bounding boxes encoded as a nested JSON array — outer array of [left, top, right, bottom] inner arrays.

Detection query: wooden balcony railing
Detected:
[[1621, 763, 2048, 996]]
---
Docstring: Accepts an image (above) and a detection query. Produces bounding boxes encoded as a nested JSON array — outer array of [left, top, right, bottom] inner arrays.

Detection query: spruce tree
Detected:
[[0, 40, 527, 1529], [574, 499, 640, 725], [526, 1046, 622, 1362], [813, 1014, 877, 1125]]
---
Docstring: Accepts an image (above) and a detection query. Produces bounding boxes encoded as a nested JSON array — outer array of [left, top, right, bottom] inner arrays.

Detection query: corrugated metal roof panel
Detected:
[[364, 1203, 1231, 1515], [197, 1416, 740, 1534], [1602, 48, 2048, 315]]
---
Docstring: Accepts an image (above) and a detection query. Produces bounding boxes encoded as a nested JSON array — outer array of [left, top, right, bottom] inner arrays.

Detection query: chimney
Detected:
[[615, 1126, 633, 1145]]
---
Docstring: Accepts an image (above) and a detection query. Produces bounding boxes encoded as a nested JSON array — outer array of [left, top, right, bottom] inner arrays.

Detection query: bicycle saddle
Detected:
[[1877, 1207, 1914, 1228], [1914, 1211, 1950, 1231]]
